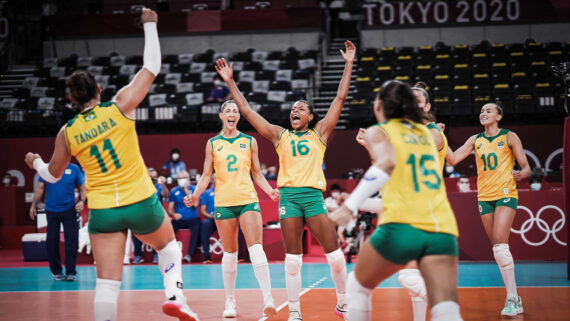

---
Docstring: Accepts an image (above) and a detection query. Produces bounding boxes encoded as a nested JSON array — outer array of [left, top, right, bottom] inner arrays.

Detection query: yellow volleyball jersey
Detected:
[[426, 122, 448, 173], [473, 129, 518, 201], [64, 102, 155, 209], [276, 129, 327, 191], [376, 119, 458, 237], [210, 132, 258, 207]]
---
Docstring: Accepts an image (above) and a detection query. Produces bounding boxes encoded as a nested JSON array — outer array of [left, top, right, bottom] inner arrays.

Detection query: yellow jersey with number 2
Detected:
[[64, 102, 155, 209], [375, 119, 458, 237], [210, 132, 258, 207], [276, 129, 327, 191], [473, 129, 517, 201]]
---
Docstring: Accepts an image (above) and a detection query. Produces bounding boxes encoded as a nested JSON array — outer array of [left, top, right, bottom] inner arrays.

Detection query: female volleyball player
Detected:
[[184, 100, 278, 319], [331, 80, 463, 321], [24, 9, 199, 321], [215, 40, 355, 321], [353, 81, 451, 321], [446, 102, 530, 317]]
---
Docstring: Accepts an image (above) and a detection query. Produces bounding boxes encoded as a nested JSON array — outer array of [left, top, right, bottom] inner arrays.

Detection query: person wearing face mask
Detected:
[[1, 173, 15, 187], [168, 170, 200, 263], [325, 184, 346, 213], [163, 148, 187, 179], [457, 176, 471, 192], [206, 75, 231, 102], [29, 162, 86, 281]]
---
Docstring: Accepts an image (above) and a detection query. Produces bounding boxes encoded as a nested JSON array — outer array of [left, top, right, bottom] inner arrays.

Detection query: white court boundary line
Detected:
[[258, 276, 328, 321]]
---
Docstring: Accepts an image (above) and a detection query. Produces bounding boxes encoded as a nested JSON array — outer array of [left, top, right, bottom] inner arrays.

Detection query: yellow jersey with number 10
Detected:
[[276, 129, 327, 191], [376, 119, 458, 237], [210, 132, 258, 207], [473, 129, 517, 201], [64, 102, 155, 209]]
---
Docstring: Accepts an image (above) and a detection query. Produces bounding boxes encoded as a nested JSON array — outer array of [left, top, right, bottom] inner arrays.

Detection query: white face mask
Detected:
[[530, 183, 541, 191], [2, 178, 10, 184], [172, 153, 180, 161], [331, 191, 340, 198], [75, 192, 79, 199], [214, 80, 222, 86], [177, 178, 188, 188], [446, 166, 454, 173], [458, 182, 470, 192]]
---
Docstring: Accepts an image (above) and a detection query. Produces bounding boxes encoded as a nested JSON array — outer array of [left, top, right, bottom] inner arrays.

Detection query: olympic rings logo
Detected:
[[511, 205, 566, 247], [209, 236, 224, 255]]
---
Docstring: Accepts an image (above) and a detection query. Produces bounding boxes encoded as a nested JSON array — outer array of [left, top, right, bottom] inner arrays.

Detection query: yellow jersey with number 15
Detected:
[[276, 129, 327, 191], [375, 119, 458, 237], [64, 102, 155, 209], [474, 129, 517, 201], [210, 132, 258, 207]]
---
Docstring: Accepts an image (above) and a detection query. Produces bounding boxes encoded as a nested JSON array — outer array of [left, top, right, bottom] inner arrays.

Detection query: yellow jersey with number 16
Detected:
[[64, 102, 155, 209], [375, 119, 458, 237], [210, 132, 258, 207], [474, 129, 517, 201], [276, 129, 327, 191]]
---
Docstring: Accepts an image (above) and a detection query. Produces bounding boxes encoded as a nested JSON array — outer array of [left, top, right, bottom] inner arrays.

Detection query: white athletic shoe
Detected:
[[335, 303, 348, 319], [222, 298, 237, 318], [501, 296, 523, 317], [263, 296, 277, 317], [162, 295, 200, 321], [288, 310, 302, 321]]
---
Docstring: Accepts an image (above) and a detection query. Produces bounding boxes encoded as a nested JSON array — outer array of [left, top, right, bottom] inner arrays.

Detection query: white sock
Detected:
[[493, 244, 518, 298], [347, 272, 373, 321], [157, 239, 184, 299], [248, 244, 272, 301], [325, 248, 348, 306], [285, 253, 303, 308], [431, 301, 463, 321], [94, 278, 121, 321], [412, 297, 428, 321], [222, 251, 238, 300]]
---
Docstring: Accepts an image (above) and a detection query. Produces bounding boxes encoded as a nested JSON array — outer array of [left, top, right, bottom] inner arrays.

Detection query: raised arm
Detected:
[[215, 58, 283, 145], [508, 131, 531, 181], [446, 134, 476, 166], [114, 8, 160, 118], [25, 126, 72, 183], [185, 142, 214, 207], [315, 41, 356, 142], [250, 138, 279, 201]]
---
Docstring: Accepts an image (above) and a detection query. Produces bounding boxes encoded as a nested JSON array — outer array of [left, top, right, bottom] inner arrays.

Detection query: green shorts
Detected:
[[278, 187, 327, 220], [88, 194, 165, 235], [369, 223, 458, 265], [478, 197, 518, 215], [214, 202, 260, 220]]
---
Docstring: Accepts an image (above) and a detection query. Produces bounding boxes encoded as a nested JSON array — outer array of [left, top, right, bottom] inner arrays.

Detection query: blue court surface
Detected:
[[1, 262, 568, 292]]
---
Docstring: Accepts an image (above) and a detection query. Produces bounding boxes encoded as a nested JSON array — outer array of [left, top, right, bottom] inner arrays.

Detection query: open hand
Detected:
[[24, 153, 41, 169], [29, 205, 37, 220], [340, 40, 356, 63], [215, 58, 234, 82], [329, 204, 354, 226], [141, 8, 158, 24]]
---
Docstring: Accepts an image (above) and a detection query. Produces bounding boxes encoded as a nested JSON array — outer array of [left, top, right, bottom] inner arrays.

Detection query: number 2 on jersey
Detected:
[[406, 153, 441, 192], [89, 138, 121, 173], [226, 154, 238, 172]]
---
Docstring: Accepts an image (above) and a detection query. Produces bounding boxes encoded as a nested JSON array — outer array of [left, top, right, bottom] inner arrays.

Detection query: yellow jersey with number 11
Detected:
[[375, 119, 458, 237], [210, 132, 258, 207], [64, 102, 155, 209], [473, 129, 518, 201], [276, 129, 327, 191]]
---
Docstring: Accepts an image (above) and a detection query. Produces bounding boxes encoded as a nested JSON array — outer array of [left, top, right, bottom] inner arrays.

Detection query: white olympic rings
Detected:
[[210, 236, 224, 255], [511, 205, 566, 247]]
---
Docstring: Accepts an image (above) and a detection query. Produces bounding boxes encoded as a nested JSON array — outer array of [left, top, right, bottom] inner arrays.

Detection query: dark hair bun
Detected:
[[413, 81, 428, 90]]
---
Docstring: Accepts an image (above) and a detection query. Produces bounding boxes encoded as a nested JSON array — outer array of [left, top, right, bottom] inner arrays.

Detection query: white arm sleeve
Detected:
[[33, 158, 60, 183], [344, 166, 390, 212], [359, 197, 383, 212], [143, 22, 161, 76]]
